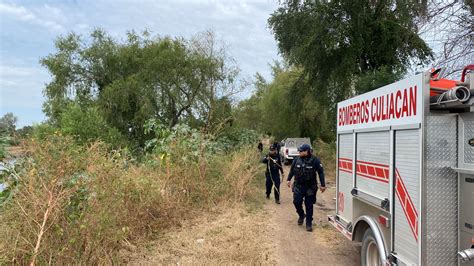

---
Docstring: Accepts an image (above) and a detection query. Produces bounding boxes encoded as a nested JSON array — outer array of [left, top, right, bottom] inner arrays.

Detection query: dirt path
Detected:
[[126, 203, 277, 264], [127, 165, 360, 265], [266, 165, 360, 265]]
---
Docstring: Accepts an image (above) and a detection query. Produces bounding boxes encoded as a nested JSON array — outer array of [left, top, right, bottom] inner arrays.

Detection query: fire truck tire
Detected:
[[361, 228, 382, 266]]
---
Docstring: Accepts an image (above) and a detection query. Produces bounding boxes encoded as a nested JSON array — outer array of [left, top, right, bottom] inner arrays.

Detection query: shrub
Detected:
[[58, 103, 125, 148], [0, 136, 8, 160], [144, 119, 260, 159], [31, 123, 57, 140], [30, 104, 125, 149], [0, 133, 261, 264]]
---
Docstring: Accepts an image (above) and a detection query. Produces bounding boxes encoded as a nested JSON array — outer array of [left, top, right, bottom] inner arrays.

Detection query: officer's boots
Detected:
[[306, 224, 313, 232], [297, 216, 304, 225]]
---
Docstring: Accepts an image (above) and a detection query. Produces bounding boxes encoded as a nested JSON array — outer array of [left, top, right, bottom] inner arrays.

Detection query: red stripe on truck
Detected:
[[376, 168, 385, 179], [360, 164, 368, 175], [338, 158, 353, 173], [337, 158, 419, 241], [395, 169, 419, 242]]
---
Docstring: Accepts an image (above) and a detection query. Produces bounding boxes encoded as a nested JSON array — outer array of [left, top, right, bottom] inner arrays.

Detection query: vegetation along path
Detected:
[[129, 164, 360, 265]]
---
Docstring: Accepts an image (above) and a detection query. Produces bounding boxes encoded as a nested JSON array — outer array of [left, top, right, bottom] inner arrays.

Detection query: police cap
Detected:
[[297, 143, 311, 152]]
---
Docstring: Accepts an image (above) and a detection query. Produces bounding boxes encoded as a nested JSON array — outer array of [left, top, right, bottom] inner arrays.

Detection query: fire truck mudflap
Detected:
[[329, 69, 474, 266]]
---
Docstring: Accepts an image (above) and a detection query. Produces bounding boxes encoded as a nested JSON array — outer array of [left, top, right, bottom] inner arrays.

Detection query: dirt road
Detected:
[[266, 165, 360, 265], [127, 165, 360, 265]]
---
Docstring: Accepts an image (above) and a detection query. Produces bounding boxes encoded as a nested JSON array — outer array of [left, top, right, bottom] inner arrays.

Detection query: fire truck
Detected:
[[328, 65, 474, 265]]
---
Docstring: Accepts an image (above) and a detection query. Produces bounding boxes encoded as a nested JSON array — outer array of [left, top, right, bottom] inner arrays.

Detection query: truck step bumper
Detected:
[[327, 215, 352, 240]]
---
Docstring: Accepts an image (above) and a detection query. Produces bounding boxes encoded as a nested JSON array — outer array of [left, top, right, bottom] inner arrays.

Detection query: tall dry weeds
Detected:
[[221, 149, 261, 202], [0, 135, 262, 264], [313, 139, 336, 182]]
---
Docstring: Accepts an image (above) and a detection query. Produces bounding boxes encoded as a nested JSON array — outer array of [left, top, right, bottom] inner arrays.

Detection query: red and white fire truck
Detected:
[[328, 65, 474, 265]]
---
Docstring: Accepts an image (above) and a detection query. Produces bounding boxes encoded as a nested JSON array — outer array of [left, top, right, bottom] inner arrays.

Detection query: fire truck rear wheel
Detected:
[[361, 228, 382, 266]]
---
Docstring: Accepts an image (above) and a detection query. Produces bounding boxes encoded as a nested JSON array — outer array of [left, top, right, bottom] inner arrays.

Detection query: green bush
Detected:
[[32, 123, 57, 140], [215, 127, 260, 152], [144, 119, 260, 160], [31, 104, 125, 149], [59, 103, 125, 147], [0, 136, 8, 160]]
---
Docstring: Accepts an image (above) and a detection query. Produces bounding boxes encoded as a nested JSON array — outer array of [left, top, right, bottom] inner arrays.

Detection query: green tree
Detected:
[[41, 30, 239, 146], [269, 0, 432, 93], [258, 69, 299, 139], [0, 113, 18, 136], [235, 67, 333, 142], [268, 0, 433, 139], [15, 126, 33, 138], [233, 73, 266, 131]]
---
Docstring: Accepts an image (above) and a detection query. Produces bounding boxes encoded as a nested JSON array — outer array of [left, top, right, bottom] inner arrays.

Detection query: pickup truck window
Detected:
[[283, 138, 310, 147]]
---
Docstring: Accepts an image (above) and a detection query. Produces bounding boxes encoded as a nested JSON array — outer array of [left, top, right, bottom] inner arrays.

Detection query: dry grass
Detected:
[[0, 135, 264, 264], [5, 146, 25, 158], [313, 139, 336, 182], [127, 203, 276, 265]]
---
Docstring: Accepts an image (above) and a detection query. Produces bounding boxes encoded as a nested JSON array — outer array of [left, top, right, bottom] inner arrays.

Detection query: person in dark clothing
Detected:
[[262, 144, 284, 204], [287, 144, 326, 232], [257, 142, 263, 153], [273, 141, 281, 156]]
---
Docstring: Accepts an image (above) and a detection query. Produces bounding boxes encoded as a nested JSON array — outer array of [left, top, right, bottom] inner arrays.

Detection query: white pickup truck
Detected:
[[280, 138, 311, 165]]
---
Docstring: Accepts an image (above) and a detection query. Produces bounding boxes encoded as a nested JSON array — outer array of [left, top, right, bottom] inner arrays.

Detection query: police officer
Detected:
[[286, 144, 325, 232], [262, 144, 284, 204], [273, 141, 281, 156]]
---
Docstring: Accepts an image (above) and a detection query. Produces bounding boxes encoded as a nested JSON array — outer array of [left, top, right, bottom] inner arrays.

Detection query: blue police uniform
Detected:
[[262, 152, 283, 203], [287, 144, 325, 231]]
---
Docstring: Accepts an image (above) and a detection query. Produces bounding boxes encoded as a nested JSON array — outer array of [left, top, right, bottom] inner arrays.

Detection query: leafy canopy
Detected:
[[260, 0, 433, 141], [41, 30, 239, 146], [268, 0, 433, 100]]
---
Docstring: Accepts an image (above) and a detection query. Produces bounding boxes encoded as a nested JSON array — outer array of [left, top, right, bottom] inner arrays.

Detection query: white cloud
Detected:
[[0, 2, 65, 32], [0, 64, 48, 107], [0, 0, 281, 126], [0, 55, 49, 122], [0, 65, 35, 77]]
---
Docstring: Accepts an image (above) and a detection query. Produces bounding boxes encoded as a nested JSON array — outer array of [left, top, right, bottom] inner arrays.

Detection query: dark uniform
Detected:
[[273, 141, 282, 162], [273, 141, 281, 156], [287, 145, 325, 231], [261, 148, 284, 204]]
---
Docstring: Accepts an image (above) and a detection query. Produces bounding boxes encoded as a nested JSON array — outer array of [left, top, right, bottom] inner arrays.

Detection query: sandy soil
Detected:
[[126, 203, 276, 265], [266, 165, 361, 266], [128, 165, 360, 265]]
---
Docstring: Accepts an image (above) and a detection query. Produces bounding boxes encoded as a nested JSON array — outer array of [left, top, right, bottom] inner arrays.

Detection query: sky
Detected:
[[0, 0, 281, 128]]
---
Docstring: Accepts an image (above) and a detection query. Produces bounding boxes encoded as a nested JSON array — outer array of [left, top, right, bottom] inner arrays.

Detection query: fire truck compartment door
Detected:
[[355, 131, 390, 200], [393, 129, 420, 265], [337, 133, 354, 223], [460, 173, 474, 235]]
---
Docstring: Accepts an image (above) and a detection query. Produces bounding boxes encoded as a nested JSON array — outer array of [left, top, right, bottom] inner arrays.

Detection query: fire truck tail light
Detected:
[[379, 215, 390, 228]]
